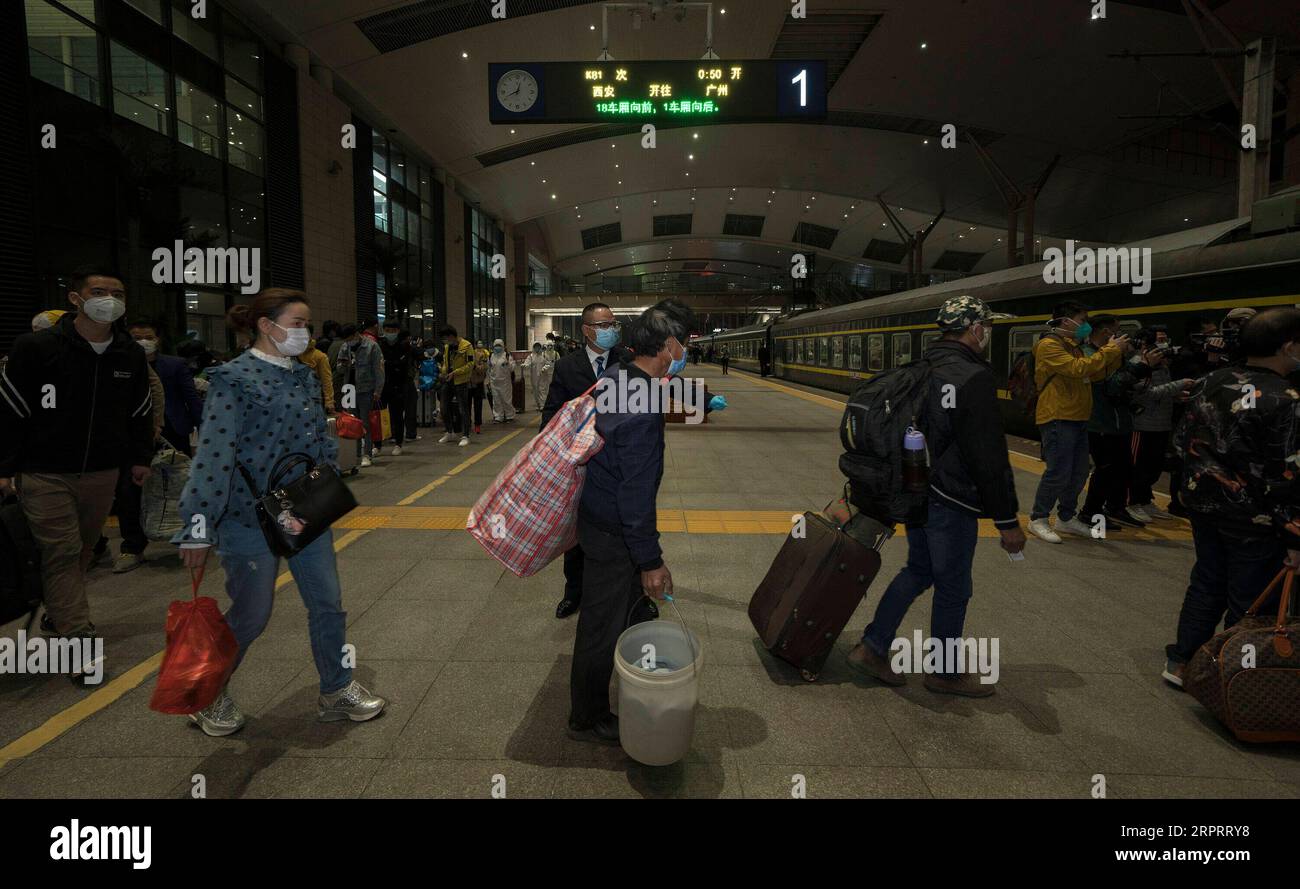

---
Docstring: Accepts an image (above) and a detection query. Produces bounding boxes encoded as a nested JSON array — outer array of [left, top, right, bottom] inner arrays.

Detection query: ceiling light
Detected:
[[590, 24, 595, 30], [551, 194, 557, 199], [920, 42, 927, 49], [693, 133, 699, 139], [530, 161, 535, 166], [510, 129, 515, 134], [542, 178, 547, 183], [688, 154, 694, 160], [462, 51, 469, 58]]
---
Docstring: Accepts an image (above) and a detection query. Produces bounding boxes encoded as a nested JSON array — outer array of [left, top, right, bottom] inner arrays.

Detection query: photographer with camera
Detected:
[[1078, 315, 1145, 532], [1127, 327, 1195, 522]]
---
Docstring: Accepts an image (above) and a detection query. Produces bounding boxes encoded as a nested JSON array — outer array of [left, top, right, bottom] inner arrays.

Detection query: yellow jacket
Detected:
[[441, 337, 476, 386], [1033, 332, 1122, 424], [298, 344, 335, 411]]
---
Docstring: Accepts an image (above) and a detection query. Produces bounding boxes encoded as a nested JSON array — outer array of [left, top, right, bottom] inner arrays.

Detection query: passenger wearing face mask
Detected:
[[486, 339, 517, 422], [0, 269, 154, 670], [378, 320, 413, 455], [174, 289, 386, 736], [522, 342, 556, 411], [1026, 300, 1129, 545], [469, 340, 489, 433], [566, 300, 695, 745], [542, 303, 632, 620], [1162, 308, 1300, 689], [847, 295, 1024, 696]]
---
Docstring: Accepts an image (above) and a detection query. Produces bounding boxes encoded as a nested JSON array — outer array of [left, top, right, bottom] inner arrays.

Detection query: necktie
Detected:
[[595, 355, 605, 377]]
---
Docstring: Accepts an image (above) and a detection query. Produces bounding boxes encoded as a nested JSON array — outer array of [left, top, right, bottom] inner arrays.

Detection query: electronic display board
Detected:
[[488, 60, 827, 124]]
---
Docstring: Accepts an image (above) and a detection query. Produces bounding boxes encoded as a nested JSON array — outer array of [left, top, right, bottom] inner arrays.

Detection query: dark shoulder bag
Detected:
[[237, 453, 357, 557]]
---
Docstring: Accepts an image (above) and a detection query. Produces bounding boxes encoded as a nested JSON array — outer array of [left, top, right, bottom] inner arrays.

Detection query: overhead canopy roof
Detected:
[[228, 0, 1297, 284]]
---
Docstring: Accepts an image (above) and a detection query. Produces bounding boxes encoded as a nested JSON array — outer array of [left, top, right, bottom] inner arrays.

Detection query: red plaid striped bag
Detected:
[[467, 383, 603, 576]]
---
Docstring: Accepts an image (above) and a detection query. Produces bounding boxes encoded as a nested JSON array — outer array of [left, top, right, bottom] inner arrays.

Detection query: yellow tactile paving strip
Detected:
[[337, 505, 1190, 540]]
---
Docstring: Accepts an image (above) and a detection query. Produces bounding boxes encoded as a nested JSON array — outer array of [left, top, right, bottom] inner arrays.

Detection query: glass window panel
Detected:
[[51, 0, 95, 20], [111, 42, 169, 135], [178, 186, 227, 247], [221, 14, 262, 88], [389, 149, 406, 188], [373, 190, 389, 233], [229, 198, 263, 249], [226, 107, 263, 175], [832, 336, 844, 368], [867, 334, 885, 372], [392, 203, 406, 242], [224, 74, 261, 121], [171, 0, 219, 60], [892, 333, 912, 367], [848, 336, 862, 370], [25, 0, 100, 103], [121, 0, 163, 23], [372, 169, 387, 194], [176, 77, 222, 158], [371, 132, 387, 175]]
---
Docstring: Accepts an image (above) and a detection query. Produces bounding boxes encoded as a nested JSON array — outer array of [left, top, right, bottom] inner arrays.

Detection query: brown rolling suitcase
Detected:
[[748, 510, 886, 681]]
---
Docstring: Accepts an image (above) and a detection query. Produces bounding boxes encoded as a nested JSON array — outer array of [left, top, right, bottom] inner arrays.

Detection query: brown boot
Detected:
[[923, 672, 996, 698], [846, 642, 906, 687]]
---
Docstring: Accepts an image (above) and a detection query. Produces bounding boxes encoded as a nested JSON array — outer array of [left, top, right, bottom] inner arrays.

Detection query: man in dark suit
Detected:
[[130, 322, 204, 456], [541, 302, 646, 620]]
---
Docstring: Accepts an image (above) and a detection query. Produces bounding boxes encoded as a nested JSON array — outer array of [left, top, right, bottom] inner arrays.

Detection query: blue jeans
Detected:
[[1031, 419, 1091, 522], [216, 521, 350, 694], [862, 497, 978, 674], [1165, 517, 1284, 664]]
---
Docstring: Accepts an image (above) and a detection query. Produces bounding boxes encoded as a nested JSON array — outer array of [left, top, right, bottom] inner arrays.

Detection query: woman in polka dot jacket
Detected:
[[173, 290, 386, 738]]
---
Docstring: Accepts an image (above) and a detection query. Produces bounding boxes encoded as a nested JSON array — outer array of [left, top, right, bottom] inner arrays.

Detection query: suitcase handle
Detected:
[[1245, 567, 1296, 657]]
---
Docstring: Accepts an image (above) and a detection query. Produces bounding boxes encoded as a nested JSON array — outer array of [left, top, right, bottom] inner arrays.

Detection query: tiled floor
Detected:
[[1, 365, 1296, 799]]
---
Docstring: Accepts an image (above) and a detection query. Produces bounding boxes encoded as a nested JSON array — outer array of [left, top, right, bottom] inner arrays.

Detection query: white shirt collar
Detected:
[[586, 344, 607, 372], [250, 347, 293, 369]]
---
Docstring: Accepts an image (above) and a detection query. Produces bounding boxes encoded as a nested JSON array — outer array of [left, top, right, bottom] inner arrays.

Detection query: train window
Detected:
[[892, 333, 913, 367], [785, 339, 793, 363], [1118, 320, 1141, 336], [832, 336, 844, 368], [794, 338, 803, 364], [849, 336, 863, 370], [867, 334, 885, 372], [818, 337, 829, 366], [921, 331, 941, 351], [804, 338, 814, 364], [1008, 327, 1043, 375]]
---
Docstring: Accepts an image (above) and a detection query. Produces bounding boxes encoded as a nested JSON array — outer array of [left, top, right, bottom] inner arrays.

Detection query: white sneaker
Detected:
[[1056, 516, 1094, 537], [438, 433, 453, 444], [458, 436, 469, 447], [391, 445, 402, 456], [1028, 518, 1061, 544], [371, 447, 380, 458], [1143, 503, 1172, 520], [361, 455, 372, 467], [1123, 504, 1154, 525]]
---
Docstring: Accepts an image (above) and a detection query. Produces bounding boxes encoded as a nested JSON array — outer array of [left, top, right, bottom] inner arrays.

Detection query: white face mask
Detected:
[[136, 338, 157, 355], [271, 322, 310, 357], [79, 296, 125, 324]]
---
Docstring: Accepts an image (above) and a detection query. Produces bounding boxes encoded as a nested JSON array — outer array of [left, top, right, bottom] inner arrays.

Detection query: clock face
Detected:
[[496, 69, 538, 113]]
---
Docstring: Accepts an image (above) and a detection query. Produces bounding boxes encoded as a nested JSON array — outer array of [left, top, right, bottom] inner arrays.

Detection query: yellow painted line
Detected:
[[396, 422, 537, 506], [0, 528, 369, 769], [725, 370, 850, 410]]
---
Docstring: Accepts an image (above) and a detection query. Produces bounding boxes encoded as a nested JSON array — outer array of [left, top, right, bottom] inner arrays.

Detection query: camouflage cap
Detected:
[[935, 295, 1013, 331]]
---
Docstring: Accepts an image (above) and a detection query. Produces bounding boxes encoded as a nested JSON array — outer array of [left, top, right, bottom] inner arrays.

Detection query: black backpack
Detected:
[[0, 495, 43, 630], [838, 360, 933, 526]]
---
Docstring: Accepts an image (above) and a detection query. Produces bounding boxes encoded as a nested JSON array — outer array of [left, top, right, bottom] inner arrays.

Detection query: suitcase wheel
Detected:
[[800, 669, 819, 682]]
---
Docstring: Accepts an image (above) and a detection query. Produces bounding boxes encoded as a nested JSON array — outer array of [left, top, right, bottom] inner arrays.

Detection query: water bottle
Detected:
[[902, 426, 929, 493]]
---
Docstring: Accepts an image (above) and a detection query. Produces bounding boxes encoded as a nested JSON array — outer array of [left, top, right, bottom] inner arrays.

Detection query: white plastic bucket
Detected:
[[614, 618, 704, 766]]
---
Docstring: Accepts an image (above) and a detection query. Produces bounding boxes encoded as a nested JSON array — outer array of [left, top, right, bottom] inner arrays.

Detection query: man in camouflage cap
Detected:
[[845, 293, 1024, 697], [935, 294, 1013, 338]]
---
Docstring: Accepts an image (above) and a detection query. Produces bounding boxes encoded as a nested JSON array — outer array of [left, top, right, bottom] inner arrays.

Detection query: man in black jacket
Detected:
[[0, 269, 154, 645], [541, 302, 630, 620], [847, 295, 1025, 697]]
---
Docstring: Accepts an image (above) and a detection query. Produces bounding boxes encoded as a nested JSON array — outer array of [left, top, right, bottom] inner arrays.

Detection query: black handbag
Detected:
[[237, 452, 357, 557]]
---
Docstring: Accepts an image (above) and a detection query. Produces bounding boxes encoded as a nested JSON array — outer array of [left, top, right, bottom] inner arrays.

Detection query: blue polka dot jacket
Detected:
[[172, 349, 338, 547]]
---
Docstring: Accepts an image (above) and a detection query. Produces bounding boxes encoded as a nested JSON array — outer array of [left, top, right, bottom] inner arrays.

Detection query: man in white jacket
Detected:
[[524, 341, 558, 411]]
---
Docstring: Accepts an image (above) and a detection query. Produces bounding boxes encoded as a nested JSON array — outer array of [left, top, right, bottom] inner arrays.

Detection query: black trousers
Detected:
[[1128, 429, 1169, 506], [384, 390, 406, 446], [441, 383, 471, 436], [1166, 518, 1284, 664], [115, 464, 147, 555], [470, 383, 485, 427], [1081, 431, 1132, 520], [569, 516, 650, 727], [562, 543, 584, 601], [404, 381, 419, 438]]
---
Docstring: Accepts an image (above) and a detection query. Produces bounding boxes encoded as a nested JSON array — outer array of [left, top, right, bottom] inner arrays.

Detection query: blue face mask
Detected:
[[667, 343, 688, 377], [1073, 321, 1093, 342], [595, 326, 620, 350]]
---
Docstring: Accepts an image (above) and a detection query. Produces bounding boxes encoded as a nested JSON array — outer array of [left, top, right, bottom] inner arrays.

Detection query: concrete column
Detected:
[[284, 43, 309, 72], [310, 64, 334, 92], [1238, 37, 1276, 216]]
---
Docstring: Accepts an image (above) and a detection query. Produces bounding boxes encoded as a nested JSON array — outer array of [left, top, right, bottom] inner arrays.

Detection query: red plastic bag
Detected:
[[335, 411, 365, 440], [149, 568, 238, 715]]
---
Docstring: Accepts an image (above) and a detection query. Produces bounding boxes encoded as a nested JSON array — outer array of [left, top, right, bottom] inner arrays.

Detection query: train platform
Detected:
[[1, 364, 1297, 800]]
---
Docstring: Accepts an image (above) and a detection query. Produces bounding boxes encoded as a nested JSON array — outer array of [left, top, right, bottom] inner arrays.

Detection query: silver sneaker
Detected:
[[189, 689, 246, 737], [318, 680, 387, 723]]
